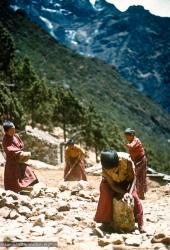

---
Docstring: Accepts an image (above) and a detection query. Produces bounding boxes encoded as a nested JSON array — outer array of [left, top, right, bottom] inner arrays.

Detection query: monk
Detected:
[[64, 139, 87, 181], [124, 128, 147, 199], [94, 150, 145, 233], [2, 121, 38, 193]]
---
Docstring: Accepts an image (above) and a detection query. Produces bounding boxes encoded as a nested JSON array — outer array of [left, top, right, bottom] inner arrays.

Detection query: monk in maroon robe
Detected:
[[64, 139, 87, 181], [124, 128, 147, 200], [2, 121, 38, 193]]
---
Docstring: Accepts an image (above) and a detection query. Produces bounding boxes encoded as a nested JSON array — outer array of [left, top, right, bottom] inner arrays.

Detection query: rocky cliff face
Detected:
[[9, 0, 170, 111]]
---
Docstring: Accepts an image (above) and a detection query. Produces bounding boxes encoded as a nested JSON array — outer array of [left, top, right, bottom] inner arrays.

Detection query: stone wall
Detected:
[[20, 127, 65, 166]]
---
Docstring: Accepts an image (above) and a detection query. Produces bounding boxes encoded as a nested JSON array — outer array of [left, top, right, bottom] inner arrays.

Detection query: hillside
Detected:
[[9, 0, 170, 111], [0, 3, 170, 173]]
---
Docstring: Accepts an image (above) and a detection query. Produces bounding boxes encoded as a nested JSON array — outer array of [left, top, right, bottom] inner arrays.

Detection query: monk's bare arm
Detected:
[[103, 171, 125, 194], [127, 160, 136, 194]]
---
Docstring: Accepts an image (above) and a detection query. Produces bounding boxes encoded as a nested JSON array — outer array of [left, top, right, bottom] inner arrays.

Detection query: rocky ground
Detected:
[[0, 165, 170, 250]]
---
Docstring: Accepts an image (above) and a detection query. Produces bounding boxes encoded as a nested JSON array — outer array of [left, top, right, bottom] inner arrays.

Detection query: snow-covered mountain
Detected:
[[10, 0, 170, 111]]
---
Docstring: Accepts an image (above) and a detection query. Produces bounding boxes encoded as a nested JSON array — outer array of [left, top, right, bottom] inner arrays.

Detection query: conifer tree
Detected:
[[0, 83, 25, 127], [27, 79, 50, 127], [0, 23, 15, 73], [53, 87, 85, 141], [81, 104, 108, 162]]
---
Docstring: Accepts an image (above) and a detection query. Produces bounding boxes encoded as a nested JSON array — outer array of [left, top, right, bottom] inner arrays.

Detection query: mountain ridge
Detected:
[[9, 0, 170, 111]]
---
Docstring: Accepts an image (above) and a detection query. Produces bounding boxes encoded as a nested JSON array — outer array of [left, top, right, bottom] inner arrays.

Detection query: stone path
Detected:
[[0, 177, 170, 250]]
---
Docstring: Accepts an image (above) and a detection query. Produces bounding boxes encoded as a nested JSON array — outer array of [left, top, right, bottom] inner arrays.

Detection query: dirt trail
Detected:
[[0, 167, 164, 197]]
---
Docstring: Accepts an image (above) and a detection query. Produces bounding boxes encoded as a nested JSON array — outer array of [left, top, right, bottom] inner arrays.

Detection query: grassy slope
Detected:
[[1, 7, 170, 173]]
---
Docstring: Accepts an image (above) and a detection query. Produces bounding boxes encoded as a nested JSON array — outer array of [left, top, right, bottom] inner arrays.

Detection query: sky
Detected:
[[92, 0, 170, 17]]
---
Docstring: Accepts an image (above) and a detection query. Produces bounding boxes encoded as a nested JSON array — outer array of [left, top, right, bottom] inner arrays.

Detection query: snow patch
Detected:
[[39, 16, 53, 30], [41, 7, 57, 13], [153, 70, 162, 85], [66, 30, 77, 40], [71, 40, 78, 46], [145, 27, 158, 35], [60, 9, 72, 15], [148, 51, 161, 59], [117, 32, 128, 37], [89, 0, 96, 5], [10, 5, 20, 11], [137, 70, 152, 79]]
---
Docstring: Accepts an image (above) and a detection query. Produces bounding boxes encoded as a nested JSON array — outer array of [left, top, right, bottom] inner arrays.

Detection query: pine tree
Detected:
[[53, 87, 85, 141], [27, 79, 50, 127], [12, 57, 50, 127], [0, 23, 15, 73], [0, 83, 25, 127], [81, 104, 108, 162]]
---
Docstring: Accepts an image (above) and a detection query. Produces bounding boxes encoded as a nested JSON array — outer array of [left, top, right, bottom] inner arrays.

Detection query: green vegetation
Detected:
[[0, 3, 170, 173], [53, 87, 85, 141]]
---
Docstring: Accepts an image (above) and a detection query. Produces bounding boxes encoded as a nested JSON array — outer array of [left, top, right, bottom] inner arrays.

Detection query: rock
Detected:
[[93, 227, 104, 238], [45, 207, 58, 220], [62, 217, 78, 227], [0, 206, 11, 218], [33, 214, 45, 227], [0, 197, 7, 208], [110, 234, 124, 245], [151, 233, 170, 244], [59, 182, 69, 192], [92, 190, 100, 197], [43, 226, 57, 236], [5, 190, 20, 200], [18, 206, 32, 217], [17, 215, 26, 223], [21, 222, 33, 234], [146, 216, 158, 223], [30, 182, 46, 198], [98, 238, 111, 247], [57, 190, 72, 200], [75, 215, 84, 221], [79, 190, 92, 200], [0, 196, 17, 209], [145, 225, 156, 236], [125, 235, 141, 246], [30, 226, 44, 236], [103, 245, 114, 250], [57, 201, 70, 212], [30, 197, 45, 207], [70, 181, 91, 195], [1, 227, 23, 241], [76, 242, 101, 250], [45, 187, 59, 197], [6, 196, 19, 207], [54, 214, 65, 220], [20, 199, 33, 210], [75, 180, 91, 190], [9, 209, 19, 219]]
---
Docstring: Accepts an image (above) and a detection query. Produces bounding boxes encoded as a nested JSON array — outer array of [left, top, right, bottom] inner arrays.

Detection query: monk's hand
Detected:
[[19, 151, 31, 162], [122, 193, 134, 207]]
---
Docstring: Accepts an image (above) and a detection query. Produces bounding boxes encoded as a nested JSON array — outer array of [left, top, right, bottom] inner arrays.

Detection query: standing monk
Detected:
[[2, 121, 38, 193], [124, 128, 147, 200], [64, 139, 87, 181]]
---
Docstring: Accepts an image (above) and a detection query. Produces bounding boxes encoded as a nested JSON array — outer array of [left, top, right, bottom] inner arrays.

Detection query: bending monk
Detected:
[[2, 121, 38, 193], [94, 150, 145, 233], [64, 139, 87, 181]]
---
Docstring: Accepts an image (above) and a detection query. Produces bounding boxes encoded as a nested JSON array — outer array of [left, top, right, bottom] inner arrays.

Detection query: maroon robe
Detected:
[[64, 158, 87, 181], [3, 133, 38, 193]]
